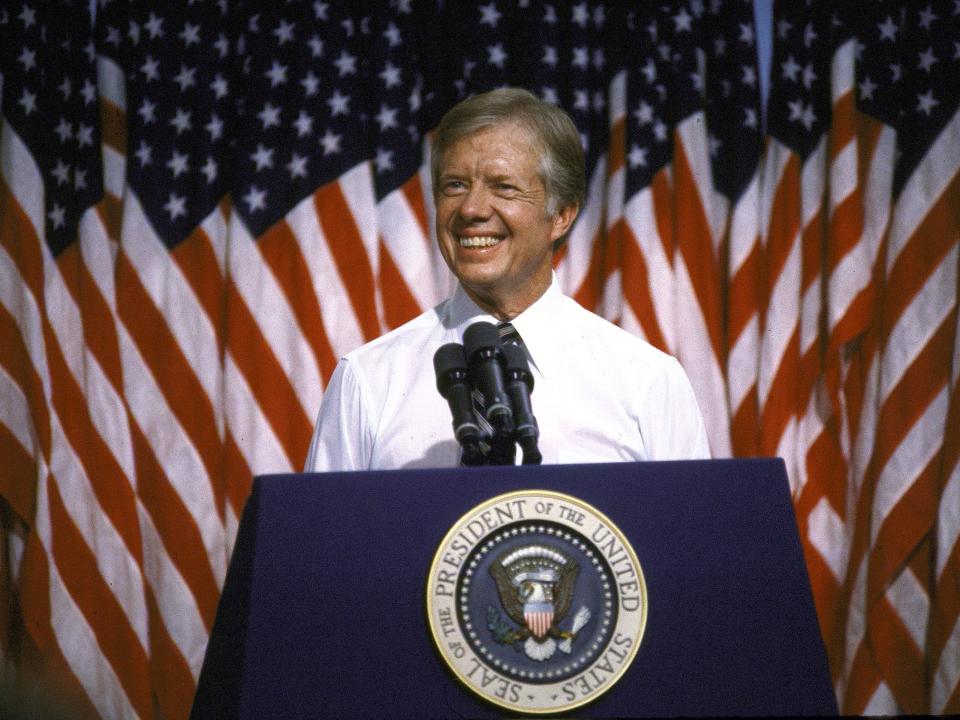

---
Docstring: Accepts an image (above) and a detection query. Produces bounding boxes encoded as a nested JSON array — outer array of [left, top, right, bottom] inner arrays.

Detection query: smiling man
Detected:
[[304, 88, 709, 472]]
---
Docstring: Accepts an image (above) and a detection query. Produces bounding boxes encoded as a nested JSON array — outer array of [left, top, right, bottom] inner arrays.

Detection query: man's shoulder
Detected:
[[342, 300, 448, 367], [558, 294, 678, 368]]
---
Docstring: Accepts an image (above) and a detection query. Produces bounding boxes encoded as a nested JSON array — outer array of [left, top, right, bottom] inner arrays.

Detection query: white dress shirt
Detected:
[[304, 277, 710, 471]]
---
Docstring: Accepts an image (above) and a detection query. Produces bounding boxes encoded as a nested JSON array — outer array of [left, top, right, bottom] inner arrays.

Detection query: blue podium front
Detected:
[[192, 459, 838, 718]]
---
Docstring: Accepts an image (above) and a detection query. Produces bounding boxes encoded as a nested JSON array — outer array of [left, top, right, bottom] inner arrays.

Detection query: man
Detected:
[[305, 88, 709, 471]]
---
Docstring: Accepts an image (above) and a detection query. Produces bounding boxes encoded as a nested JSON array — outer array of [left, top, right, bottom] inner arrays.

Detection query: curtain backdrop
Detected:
[[1, 1, 957, 717]]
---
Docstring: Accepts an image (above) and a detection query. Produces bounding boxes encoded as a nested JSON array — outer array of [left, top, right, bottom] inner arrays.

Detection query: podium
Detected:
[[192, 459, 838, 717]]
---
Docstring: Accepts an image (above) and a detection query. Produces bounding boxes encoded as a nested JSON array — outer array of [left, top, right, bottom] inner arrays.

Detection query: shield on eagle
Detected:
[[490, 544, 578, 641]]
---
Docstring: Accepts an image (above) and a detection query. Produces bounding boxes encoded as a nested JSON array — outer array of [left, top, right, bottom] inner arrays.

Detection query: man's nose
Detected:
[[457, 184, 492, 221]]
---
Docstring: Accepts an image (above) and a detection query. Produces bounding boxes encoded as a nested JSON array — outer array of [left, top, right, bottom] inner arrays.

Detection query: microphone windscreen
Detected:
[[463, 321, 500, 357], [433, 343, 468, 394], [501, 341, 527, 370]]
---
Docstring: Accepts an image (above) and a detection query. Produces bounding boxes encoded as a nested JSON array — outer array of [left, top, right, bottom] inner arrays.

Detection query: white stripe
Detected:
[[202, 201, 229, 281], [860, 125, 895, 261], [137, 502, 209, 680], [880, 245, 957, 401], [862, 681, 898, 715], [758, 238, 799, 405], [0, 362, 33, 453], [557, 157, 605, 296], [801, 138, 826, 229], [728, 174, 760, 274], [229, 205, 324, 425], [1, 121, 44, 241], [872, 387, 949, 541], [224, 351, 292, 474], [120, 193, 223, 407], [831, 39, 855, 104], [339, 163, 380, 281], [728, 314, 759, 411], [97, 55, 126, 112], [886, 567, 929, 652], [758, 140, 792, 249], [774, 416, 799, 495], [602, 166, 625, 323], [35, 460, 138, 720], [283, 193, 365, 360], [674, 261, 731, 457], [47, 410, 148, 649], [844, 557, 868, 682], [608, 70, 626, 122], [808, 496, 847, 580], [800, 275, 820, 355], [378, 187, 442, 312], [936, 441, 960, 580], [0, 238, 53, 411], [103, 145, 126, 202], [677, 113, 728, 253], [887, 107, 960, 273], [623, 188, 675, 351], [117, 322, 227, 586], [829, 137, 857, 217], [932, 612, 960, 714]]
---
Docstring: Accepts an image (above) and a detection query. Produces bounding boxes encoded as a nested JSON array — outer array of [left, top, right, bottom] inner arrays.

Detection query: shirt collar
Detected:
[[443, 274, 565, 379]]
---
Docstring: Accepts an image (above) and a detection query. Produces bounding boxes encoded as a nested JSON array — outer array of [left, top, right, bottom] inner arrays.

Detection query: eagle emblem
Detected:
[[488, 544, 592, 661]]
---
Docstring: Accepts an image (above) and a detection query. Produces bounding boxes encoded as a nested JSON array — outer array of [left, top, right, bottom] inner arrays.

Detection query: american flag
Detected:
[[0, 1, 957, 717]]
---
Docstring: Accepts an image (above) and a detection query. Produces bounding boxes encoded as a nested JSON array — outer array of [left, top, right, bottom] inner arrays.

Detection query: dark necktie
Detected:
[[497, 321, 522, 347]]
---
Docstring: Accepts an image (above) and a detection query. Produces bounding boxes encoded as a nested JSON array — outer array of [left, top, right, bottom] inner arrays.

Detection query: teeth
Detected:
[[459, 236, 500, 248]]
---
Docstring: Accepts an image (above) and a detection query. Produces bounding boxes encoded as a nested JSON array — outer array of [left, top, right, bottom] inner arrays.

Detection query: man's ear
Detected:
[[549, 203, 579, 244]]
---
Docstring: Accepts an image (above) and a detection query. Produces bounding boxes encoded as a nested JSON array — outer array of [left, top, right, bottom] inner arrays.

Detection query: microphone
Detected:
[[433, 343, 485, 466], [502, 342, 541, 465], [463, 321, 515, 465]]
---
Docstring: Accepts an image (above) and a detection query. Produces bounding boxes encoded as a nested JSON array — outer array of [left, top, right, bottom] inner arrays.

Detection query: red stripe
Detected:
[[799, 537, 843, 682], [171, 229, 226, 353], [225, 284, 313, 469], [130, 420, 220, 630], [673, 137, 723, 358], [315, 182, 381, 342], [0, 423, 35, 524], [572, 226, 606, 312], [607, 116, 626, 177], [224, 429, 254, 515], [728, 241, 761, 343], [257, 218, 339, 383], [46, 475, 152, 719], [882, 174, 960, 339], [41, 311, 143, 566], [729, 386, 760, 456], [145, 584, 198, 720], [759, 328, 799, 456], [760, 153, 801, 313], [17, 527, 103, 720], [867, 565, 929, 714], [400, 172, 431, 240], [379, 237, 424, 331], [98, 97, 126, 156], [54, 242, 125, 395], [619, 220, 669, 353], [116, 250, 224, 517]]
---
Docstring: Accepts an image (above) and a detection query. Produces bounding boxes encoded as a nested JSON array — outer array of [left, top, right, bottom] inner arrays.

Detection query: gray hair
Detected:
[[430, 88, 586, 218]]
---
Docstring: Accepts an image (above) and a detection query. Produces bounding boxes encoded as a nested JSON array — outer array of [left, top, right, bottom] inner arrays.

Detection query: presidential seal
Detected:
[[426, 490, 647, 714]]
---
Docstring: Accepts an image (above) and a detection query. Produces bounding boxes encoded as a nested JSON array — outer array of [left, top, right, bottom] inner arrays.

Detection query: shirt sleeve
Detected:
[[303, 358, 372, 472], [643, 357, 712, 461]]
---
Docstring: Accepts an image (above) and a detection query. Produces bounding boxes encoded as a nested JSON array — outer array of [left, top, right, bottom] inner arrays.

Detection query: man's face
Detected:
[[434, 123, 577, 317]]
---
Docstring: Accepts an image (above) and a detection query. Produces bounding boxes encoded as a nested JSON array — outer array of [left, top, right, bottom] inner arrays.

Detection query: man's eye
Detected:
[[444, 180, 466, 192]]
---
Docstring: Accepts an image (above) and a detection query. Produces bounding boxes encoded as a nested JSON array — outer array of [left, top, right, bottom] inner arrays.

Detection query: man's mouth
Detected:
[[458, 235, 501, 248]]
